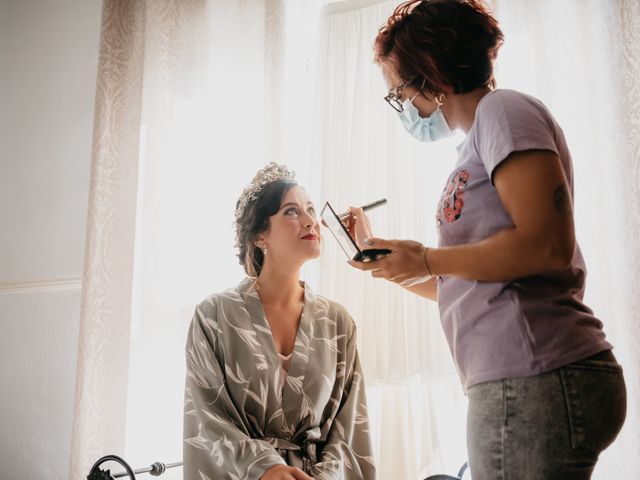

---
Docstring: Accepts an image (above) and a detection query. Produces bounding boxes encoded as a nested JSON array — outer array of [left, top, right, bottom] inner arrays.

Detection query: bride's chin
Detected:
[[302, 248, 321, 260]]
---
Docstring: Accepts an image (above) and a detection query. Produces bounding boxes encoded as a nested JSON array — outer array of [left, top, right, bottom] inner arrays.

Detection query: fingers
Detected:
[[348, 259, 384, 271], [362, 237, 395, 249], [291, 468, 314, 480], [348, 207, 370, 227], [343, 208, 359, 228], [348, 206, 364, 217], [348, 260, 391, 282], [371, 269, 386, 278], [340, 207, 363, 225], [346, 215, 356, 232]]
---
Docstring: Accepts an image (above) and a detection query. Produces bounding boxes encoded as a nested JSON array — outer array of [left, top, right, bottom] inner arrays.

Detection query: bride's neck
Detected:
[[256, 265, 303, 306]]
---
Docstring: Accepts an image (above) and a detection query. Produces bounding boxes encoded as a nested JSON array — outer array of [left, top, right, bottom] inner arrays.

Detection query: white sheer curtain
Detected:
[[71, 0, 639, 479], [490, 1, 640, 477], [314, 2, 469, 478]]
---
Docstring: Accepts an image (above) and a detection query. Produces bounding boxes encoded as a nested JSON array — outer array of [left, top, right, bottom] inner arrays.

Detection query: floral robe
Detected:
[[183, 277, 376, 480]]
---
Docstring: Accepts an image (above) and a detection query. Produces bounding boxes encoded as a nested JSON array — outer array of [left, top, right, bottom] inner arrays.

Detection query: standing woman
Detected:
[[348, 1, 627, 479]]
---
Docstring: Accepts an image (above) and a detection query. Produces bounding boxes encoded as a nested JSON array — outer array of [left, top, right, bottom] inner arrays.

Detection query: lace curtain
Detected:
[[69, 1, 299, 477]]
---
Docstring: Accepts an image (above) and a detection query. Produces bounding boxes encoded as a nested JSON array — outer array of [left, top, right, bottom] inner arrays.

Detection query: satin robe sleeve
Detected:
[[183, 304, 286, 480], [310, 323, 376, 480]]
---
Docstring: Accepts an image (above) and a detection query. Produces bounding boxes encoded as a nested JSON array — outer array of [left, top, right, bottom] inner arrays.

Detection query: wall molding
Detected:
[[0, 276, 83, 294]]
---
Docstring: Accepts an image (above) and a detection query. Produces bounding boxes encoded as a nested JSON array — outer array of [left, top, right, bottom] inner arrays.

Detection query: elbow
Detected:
[[543, 235, 576, 270], [521, 228, 575, 272]]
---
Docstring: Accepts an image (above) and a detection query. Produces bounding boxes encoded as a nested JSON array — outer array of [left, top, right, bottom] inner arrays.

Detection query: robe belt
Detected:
[[262, 437, 318, 471]]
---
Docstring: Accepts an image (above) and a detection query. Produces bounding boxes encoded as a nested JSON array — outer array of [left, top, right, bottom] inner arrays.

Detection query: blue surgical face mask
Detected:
[[398, 95, 453, 142]]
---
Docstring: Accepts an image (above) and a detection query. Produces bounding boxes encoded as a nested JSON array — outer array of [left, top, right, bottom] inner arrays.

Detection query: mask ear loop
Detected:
[[409, 77, 428, 103]]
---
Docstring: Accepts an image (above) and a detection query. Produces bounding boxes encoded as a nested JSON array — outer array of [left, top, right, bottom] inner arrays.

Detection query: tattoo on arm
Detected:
[[553, 185, 571, 217]]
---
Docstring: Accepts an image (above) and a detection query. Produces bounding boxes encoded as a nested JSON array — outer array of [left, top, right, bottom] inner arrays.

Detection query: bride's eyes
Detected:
[[284, 206, 316, 217]]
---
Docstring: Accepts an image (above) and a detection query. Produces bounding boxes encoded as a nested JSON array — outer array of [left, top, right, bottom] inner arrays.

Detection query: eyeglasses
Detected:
[[384, 77, 416, 112]]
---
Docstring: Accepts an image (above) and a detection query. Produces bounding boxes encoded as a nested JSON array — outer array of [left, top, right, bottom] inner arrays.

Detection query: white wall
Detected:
[[0, 0, 102, 478]]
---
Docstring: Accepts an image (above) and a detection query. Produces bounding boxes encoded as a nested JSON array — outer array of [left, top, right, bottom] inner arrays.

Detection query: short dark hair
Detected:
[[374, 0, 504, 95], [235, 179, 298, 277]]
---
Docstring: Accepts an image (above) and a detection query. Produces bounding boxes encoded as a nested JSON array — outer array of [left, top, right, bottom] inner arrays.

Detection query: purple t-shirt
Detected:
[[436, 89, 611, 389]]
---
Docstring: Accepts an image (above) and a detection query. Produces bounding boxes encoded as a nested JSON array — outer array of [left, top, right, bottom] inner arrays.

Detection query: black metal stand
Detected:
[[423, 461, 469, 480], [87, 455, 182, 480]]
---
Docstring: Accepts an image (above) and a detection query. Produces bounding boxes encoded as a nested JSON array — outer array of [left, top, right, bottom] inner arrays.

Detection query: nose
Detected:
[[302, 210, 317, 229]]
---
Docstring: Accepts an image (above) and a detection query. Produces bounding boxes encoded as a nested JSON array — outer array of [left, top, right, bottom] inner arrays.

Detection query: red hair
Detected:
[[375, 0, 504, 95]]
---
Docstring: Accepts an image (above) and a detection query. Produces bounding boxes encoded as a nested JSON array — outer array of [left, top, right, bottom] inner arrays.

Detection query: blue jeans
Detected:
[[466, 350, 627, 480]]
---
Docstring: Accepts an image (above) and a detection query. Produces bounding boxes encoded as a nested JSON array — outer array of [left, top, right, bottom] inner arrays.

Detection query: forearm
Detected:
[[401, 276, 437, 301], [428, 226, 573, 282]]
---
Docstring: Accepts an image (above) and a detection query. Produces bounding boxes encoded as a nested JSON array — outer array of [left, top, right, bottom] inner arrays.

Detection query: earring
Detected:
[[262, 247, 268, 256]]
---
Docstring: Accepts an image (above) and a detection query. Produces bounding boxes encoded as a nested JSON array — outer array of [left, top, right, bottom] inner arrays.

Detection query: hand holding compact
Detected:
[[349, 238, 432, 287], [344, 206, 374, 251]]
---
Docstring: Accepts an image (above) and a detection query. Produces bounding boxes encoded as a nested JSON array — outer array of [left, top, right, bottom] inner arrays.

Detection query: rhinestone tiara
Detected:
[[234, 162, 296, 243]]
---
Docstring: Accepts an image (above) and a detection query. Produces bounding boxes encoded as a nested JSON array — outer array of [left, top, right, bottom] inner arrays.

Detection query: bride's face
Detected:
[[258, 186, 321, 264]]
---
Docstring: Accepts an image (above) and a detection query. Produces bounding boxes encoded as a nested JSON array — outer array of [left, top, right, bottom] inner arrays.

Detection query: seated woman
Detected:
[[183, 162, 376, 480]]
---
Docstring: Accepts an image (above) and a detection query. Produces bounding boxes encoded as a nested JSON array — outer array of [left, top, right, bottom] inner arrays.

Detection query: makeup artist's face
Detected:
[[257, 186, 321, 265], [380, 58, 440, 118]]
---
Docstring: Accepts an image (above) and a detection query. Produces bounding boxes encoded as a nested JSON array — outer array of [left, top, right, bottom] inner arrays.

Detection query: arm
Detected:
[[346, 206, 437, 299], [309, 327, 376, 480], [401, 276, 437, 301], [183, 305, 287, 480], [350, 150, 575, 284], [429, 149, 575, 281]]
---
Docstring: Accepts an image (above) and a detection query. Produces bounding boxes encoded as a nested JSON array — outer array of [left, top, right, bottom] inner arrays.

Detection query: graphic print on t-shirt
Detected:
[[436, 169, 470, 225]]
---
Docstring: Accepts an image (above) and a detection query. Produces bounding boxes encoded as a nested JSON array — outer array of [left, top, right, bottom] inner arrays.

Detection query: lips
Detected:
[[301, 234, 318, 240]]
